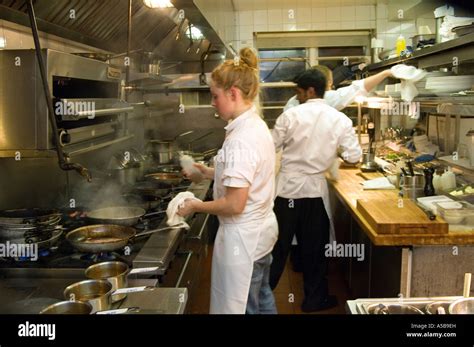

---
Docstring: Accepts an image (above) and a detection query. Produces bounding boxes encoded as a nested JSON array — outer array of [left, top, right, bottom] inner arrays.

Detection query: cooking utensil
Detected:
[[449, 298, 474, 314], [0, 208, 61, 225], [86, 206, 166, 226], [86, 206, 142, 226], [369, 303, 424, 314], [147, 140, 174, 164], [64, 279, 155, 313], [64, 279, 112, 313], [40, 300, 93, 314], [85, 261, 158, 302], [145, 172, 183, 186], [416, 202, 436, 220], [425, 301, 450, 314], [132, 181, 170, 199], [152, 164, 182, 174], [66, 223, 186, 253]]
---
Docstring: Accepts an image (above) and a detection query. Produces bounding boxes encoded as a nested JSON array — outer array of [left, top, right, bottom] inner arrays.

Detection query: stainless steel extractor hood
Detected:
[[0, 0, 229, 67]]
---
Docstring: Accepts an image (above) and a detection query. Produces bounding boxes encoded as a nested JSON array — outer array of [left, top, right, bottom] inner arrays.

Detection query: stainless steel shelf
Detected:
[[368, 32, 474, 71]]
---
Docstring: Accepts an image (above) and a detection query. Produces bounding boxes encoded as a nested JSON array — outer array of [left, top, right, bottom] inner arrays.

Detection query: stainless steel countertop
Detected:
[[0, 276, 187, 314]]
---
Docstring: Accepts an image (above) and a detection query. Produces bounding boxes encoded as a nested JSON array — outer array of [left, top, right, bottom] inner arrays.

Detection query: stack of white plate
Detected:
[[415, 71, 454, 96], [425, 75, 474, 96]]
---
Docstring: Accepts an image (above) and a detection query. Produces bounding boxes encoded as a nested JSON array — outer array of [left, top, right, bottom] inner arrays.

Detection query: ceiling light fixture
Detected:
[[143, 0, 174, 8]]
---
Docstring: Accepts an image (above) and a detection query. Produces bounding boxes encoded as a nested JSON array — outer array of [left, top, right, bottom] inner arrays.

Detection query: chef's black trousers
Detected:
[[269, 197, 330, 306]]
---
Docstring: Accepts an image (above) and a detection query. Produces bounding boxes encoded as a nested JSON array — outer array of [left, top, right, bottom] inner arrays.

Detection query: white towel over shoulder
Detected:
[[166, 192, 201, 229]]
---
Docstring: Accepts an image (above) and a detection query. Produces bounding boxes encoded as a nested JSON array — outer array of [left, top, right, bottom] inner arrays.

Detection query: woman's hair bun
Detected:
[[239, 47, 258, 70]]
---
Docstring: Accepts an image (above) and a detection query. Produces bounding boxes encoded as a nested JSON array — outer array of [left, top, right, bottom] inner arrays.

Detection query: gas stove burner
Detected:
[[80, 252, 117, 262]]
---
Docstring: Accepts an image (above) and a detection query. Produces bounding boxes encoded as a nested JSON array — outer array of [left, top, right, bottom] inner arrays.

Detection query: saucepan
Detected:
[[85, 206, 166, 227], [40, 300, 93, 314], [66, 223, 186, 253], [85, 261, 158, 302], [63, 279, 152, 313]]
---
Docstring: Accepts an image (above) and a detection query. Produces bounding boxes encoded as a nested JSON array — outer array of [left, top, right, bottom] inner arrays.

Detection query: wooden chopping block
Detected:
[[356, 198, 448, 234]]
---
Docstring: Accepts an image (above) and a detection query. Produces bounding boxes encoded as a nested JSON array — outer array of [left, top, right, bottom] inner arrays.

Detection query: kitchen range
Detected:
[[0, 175, 212, 314], [0, 0, 473, 329]]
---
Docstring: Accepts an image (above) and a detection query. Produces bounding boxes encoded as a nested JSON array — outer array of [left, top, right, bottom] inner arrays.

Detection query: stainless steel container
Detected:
[[112, 167, 139, 186], [425, 301, 451, 314], [85, 261, 129, 303], [402, 174, 425, 200], [147, 140, 174, 164], [63, 279, 112, 313], [368, 303, 424, 314], [449, 298, 474, 314], [40, 300, 93, 314]]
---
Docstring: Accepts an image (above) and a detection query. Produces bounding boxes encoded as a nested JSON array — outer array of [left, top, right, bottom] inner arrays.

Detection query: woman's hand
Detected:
[[177, 199, 196, 217]]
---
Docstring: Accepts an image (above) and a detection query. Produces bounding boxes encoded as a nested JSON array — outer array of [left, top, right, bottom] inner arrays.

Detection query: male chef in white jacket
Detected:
[[283, 65, 393, 273], [270, 69, 362, 312]]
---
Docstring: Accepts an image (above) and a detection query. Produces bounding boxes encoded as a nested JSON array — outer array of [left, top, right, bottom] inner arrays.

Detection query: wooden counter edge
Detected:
[[329, 168, 474, 246]]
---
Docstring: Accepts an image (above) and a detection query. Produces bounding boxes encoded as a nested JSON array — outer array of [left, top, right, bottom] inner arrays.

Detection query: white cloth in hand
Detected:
[[391, 64, 426, 102], [166, 192, 201, 229]]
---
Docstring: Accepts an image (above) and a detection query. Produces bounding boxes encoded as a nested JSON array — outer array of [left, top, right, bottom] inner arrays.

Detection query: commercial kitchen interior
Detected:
[[0, 0, 473, 316]]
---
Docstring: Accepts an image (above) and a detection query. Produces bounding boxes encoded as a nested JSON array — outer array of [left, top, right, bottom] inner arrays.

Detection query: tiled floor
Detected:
[[188, 245, 350, 314]]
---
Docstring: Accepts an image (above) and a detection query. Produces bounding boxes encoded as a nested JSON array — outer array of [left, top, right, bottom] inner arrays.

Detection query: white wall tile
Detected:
[[326, 21, 341, 30], [268, 9, 283, 23], [355, 20, 373, 29], [240, 25, 254, 40], [253, 10, 268, 26], [296, 8, 312, 23], [341, 6, 355, 22], [254, 24, 269, 32], [283, 23, 297, 31], [240, 11, 254, 26], [296, 23, 311, 30], [340, 21, 356, 30], [312, 7, 326, 23], [355, 6, 371, 21], [282, 8, 296, 23], [376, 19, 387, 33], [268, 23, 283, 31], [326, 7, 341, 22], [376, 3, 388, 19], [312, 22, 327, 30]]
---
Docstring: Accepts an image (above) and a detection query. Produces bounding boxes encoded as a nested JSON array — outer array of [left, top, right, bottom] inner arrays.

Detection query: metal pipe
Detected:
[[76, 106, 134, 118], [125, 0, 132, 101], [26, 0, 91, 182]]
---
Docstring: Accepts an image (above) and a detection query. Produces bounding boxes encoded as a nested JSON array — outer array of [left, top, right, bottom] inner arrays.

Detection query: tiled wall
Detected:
[[233, 0, 437, 52]]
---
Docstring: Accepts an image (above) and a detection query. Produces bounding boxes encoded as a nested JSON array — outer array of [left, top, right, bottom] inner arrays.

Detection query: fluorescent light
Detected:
[[0, 37, 6, 49], [143, 0, 174, 8]]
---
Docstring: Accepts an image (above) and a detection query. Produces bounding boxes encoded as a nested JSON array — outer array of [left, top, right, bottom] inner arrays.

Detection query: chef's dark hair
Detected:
[[295, 69, 327, 98]]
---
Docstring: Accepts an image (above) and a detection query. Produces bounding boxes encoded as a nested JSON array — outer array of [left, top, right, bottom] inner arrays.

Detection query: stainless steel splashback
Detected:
[[0, 49, 127, 157]]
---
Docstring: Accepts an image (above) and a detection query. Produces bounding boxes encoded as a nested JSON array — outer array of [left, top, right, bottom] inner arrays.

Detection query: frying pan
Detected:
[[0, 208, 61, 226], [145, 172, 182, 186], [86, 206, 166, 226], [86, 206, 162, 226], [66, 223, 185, 253], [133, 181, 171, 199]]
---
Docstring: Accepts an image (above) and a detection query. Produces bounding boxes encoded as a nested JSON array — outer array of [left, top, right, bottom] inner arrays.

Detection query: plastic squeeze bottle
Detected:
[[396, 35, 406, 56], [180, 155, 203, 182]]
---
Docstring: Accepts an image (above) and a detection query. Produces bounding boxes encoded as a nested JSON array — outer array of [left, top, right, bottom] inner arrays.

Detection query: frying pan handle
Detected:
[[133, 223, 186, 238]]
